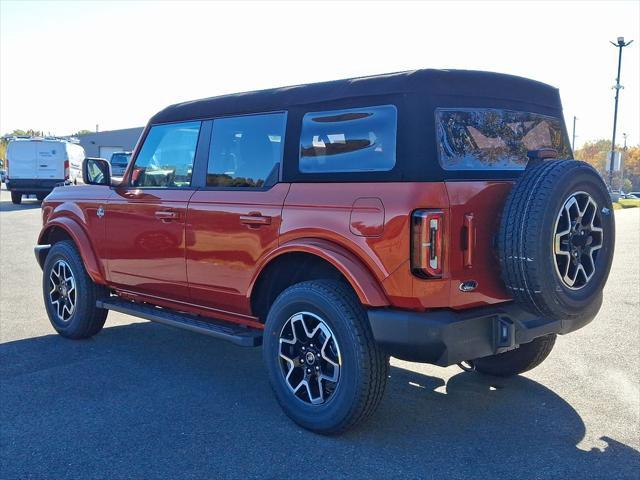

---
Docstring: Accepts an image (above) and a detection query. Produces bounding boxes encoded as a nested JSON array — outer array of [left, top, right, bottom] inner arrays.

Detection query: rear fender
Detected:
[[250, 238, 389, 307]]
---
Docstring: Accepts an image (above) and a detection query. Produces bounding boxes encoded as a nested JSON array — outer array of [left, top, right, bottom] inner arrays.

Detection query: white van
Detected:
[[5, 138, 84, 204]]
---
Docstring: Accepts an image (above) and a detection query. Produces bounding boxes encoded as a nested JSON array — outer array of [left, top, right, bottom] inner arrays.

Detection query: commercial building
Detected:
[[77, 127, 143, 160]]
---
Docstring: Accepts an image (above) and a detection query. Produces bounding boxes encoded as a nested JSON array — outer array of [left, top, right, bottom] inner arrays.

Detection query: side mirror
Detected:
[[82, 157, 111, 185]]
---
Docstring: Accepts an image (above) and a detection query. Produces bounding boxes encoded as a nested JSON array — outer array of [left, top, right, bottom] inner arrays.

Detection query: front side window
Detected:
[[436, 108, 571, 170], [207, 112, 286, 188], [131, 121, 201, 187], [299, 105, 397, 173]]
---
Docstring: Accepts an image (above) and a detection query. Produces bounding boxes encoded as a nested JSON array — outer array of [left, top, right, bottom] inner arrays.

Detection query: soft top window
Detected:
[[299, 105, 397, 173], [436, 108, 571, 171]]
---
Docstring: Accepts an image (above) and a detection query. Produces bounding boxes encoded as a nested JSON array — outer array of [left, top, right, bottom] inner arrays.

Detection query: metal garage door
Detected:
[[99, 146, 124, 162]]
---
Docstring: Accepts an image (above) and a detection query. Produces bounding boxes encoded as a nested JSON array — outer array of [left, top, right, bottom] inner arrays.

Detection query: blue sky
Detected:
[[1, 0, 639, 148]]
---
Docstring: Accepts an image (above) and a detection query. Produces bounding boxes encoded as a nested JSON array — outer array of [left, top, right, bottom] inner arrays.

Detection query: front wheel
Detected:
[[42, 240, 109, 339], [263, 280, 388, 434], [10, 191, 22, 204]]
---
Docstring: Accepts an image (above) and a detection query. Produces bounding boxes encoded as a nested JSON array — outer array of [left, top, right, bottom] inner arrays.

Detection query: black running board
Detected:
[[97, 298, 262, 347]]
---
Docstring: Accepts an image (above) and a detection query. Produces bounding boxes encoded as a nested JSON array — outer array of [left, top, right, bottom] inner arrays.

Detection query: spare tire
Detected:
[[498, 160, 615, 323]]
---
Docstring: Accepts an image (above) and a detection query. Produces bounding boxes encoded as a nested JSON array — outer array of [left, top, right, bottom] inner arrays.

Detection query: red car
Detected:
[[36, 69, 615, 433]]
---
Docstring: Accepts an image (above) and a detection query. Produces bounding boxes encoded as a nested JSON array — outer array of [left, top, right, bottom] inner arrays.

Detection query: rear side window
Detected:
[[132, 121, 201, 187], [299, 105, 397, 173], [436, 108, 571, 170], [207, 112, 286, 188]]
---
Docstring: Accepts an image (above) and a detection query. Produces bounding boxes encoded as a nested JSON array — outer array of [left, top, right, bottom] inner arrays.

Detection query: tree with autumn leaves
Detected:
[[574, 140, 640, 192]]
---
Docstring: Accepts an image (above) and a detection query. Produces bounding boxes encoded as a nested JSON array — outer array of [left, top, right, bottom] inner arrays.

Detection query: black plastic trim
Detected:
[[6, 179, 66, 191], [367, 302, 592, 366], [97, 297, 262, 347], [34, 244, 50, 268]]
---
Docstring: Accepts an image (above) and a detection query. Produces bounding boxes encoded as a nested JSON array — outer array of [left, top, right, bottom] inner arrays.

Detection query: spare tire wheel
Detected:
[[497, 160, 615, 323]]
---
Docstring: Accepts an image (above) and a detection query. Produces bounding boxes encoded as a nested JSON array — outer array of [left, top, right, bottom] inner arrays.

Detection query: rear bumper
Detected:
[[367, 302, 595, 366], [6, 178, 67, 192]]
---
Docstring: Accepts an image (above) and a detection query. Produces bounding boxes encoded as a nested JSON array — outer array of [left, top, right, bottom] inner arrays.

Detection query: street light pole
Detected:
[[608, 36, 633, 190], [572, 115, 577, 152]]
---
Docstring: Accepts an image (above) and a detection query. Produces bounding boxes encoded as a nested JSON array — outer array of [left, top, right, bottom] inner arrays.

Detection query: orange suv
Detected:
[[35, 69, 615, 433]]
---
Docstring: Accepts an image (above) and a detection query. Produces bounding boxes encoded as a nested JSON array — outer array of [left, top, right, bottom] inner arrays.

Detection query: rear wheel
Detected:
[[42, 241, 109, 339], [263, 280, 388, 434], [36, 192, 47, 201], [465, 334, 557, 377], [10, 191, 22, 204]]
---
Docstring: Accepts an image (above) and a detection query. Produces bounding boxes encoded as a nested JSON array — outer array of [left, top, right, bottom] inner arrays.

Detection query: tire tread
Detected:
[[498, 160, 609, 319], [473, 334, 557, 377], [265, 279, 388, 434]]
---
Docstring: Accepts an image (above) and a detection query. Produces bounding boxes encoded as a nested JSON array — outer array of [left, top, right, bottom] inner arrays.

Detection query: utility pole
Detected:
[[608, 37, 633, 190], [572, 116, 577, 152]]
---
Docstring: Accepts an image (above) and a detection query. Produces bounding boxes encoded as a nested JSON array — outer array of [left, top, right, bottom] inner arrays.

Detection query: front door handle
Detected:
[[155, 210, 178, 221], [240, 213, 272, 226], [123, 190, 143, 199]]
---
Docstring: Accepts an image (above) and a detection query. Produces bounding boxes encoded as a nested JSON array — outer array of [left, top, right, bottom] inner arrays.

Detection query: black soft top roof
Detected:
[[151, 69, 561, 124], [147, 69, 567, 183]]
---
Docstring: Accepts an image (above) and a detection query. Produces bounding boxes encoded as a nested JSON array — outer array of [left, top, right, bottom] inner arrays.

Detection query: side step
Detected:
[[97, 297, 262, 347]]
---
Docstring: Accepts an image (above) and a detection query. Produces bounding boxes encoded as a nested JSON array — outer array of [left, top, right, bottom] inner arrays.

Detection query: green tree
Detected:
[[72, 129, 93, 136], [623, 146, 640, 190], [572, 139, 640, 191], [574, 139, 611, 173]]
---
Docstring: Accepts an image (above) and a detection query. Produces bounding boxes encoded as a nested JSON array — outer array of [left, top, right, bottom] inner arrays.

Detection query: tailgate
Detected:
[[445, 181, 514, 308]]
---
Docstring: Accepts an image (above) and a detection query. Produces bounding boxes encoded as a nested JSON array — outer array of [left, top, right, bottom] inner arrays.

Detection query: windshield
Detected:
[[436, 108, 571, 170], [110, 153, 131, 166]]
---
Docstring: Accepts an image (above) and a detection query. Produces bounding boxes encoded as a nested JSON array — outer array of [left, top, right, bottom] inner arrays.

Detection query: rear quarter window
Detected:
[[299, 105, 397, 173], [436, 108, 571, 170]]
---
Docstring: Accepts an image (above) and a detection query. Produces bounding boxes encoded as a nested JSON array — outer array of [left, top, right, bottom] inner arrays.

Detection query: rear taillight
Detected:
[[64, 160, 70, 180], [411, 209, 444, 278]]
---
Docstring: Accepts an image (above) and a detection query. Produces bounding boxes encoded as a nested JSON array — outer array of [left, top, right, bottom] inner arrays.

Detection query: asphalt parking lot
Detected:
[[1, 185, 638, 479]]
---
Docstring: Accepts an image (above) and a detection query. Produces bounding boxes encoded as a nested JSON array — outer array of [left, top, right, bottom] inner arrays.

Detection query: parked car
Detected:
[[0, 168, 6, 183], [623, 192, 639, 199], [5, 138, 84, 204], [35, 69, 615, 434], [108, 151, 132, 177]]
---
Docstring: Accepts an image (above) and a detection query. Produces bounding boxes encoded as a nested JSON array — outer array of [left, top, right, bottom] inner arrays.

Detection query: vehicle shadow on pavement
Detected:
[[1, 322, 638, 479]]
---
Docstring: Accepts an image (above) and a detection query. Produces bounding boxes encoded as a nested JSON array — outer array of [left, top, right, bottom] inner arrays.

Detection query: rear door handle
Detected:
[[240, 213, 272, 226], [155, 210, 178, 221]]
